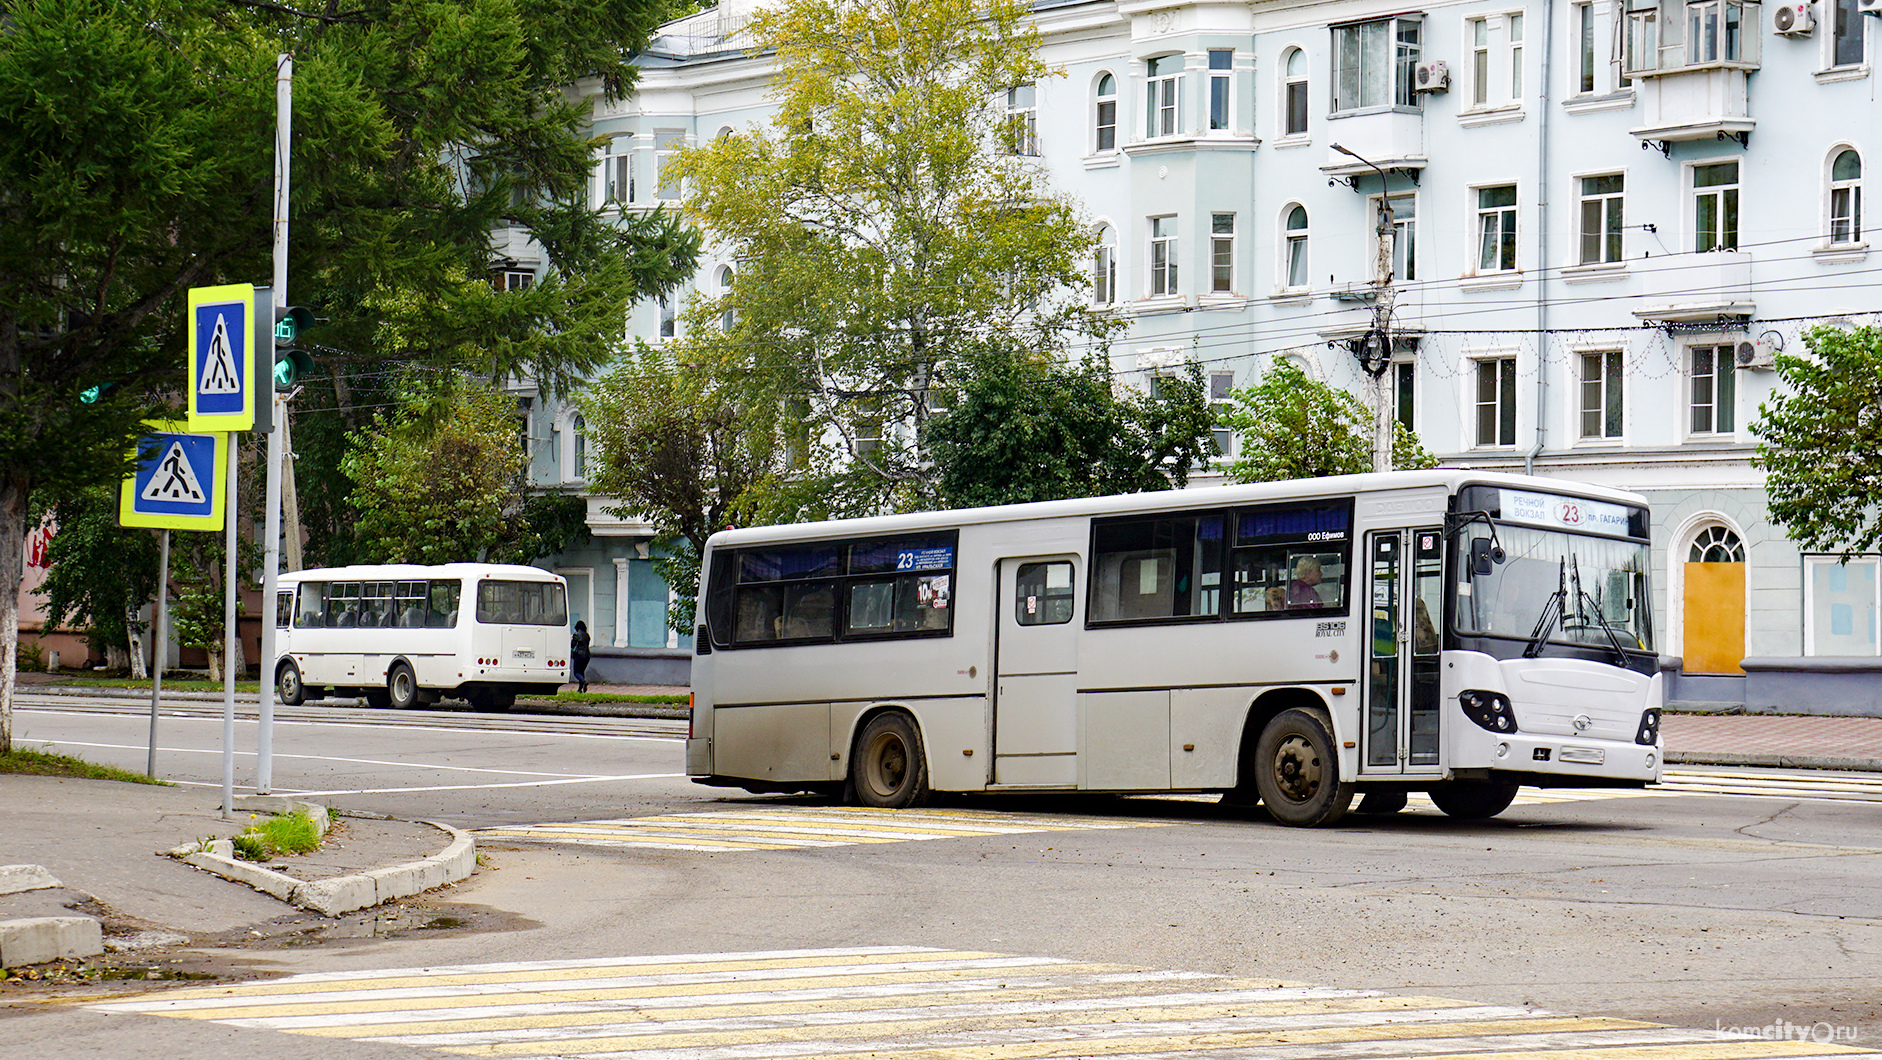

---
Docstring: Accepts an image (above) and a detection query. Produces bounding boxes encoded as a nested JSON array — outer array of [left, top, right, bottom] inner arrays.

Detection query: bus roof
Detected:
[[703, 469, 1651, 551], [275, 563, 563, 584]]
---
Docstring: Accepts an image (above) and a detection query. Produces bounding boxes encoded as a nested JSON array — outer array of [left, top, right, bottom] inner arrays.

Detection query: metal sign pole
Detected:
[[221, 432, 239, 819], [257, 52, 291, 794], [146, 529, 169, 778]]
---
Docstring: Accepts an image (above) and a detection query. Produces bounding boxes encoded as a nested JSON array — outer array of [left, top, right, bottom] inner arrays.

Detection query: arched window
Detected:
[[717, 264, 736, 332], [1094, 73, 1118, 152], [1283, 205, 1310, 289], [1283, 48, 1309, 137], [1689, 525, 1744, 563], [1092, 225, 1117, 305], [571, 414, 588, 480], [1830, 148, 1863, 246]]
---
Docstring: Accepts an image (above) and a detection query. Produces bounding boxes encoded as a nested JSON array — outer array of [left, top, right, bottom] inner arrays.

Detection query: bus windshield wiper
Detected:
[[1522, 558, 1566, 659], [1570, 554, 1632, 667]]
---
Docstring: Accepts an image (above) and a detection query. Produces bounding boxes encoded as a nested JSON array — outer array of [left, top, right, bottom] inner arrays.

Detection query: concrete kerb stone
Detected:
[[169, 808, 475, 918], [0, 916, 104, 967]]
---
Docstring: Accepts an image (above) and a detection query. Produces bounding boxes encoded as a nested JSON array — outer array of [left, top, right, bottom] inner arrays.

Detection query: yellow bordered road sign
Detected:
[[117, 422, 228, 531], [186, 282, 256, 431]]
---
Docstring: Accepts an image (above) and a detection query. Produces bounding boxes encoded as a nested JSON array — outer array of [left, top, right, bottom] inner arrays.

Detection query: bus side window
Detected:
[[296, 583, 327, 628], [330, 583, 361, 628], [735, 585, 782, 642], [1016, 562, 1074, 625], [429, 580, 461, 627]]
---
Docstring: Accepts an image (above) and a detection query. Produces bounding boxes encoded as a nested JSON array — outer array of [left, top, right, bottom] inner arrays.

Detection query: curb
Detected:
[[1667, 751, 1882, 773], [0, 864, 104, 967], [171, 813, 476, 917]]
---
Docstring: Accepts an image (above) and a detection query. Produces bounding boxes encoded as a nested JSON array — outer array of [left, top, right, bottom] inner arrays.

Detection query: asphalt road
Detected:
[[7, 694, 1882, 1059]]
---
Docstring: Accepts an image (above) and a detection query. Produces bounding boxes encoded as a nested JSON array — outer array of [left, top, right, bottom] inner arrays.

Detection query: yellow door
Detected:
[[1683, 561, 1745, 675]]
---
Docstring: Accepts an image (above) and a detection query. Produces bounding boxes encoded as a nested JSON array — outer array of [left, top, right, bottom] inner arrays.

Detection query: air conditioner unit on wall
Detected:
[[1736, 335, 1781, 369], [1414, 60, 1450, 92], [1861, 0, 1880, 16], [1772, 2, 1816, 35]]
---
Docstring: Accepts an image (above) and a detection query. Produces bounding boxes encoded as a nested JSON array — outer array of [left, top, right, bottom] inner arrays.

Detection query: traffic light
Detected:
[[272, 304, 316, 390]]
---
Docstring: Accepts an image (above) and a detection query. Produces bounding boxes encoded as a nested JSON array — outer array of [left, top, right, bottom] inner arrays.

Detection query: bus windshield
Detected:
[[1458, 523, 1654, 654]]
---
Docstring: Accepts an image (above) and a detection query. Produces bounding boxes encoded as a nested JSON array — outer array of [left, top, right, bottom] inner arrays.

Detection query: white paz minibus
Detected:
[[274, 563, 571, 711], [685, 470, 1662, 826]]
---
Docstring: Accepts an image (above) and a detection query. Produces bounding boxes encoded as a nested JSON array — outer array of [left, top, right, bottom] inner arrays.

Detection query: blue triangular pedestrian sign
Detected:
[[186, 282, 255, 431], [120, 423, 227, 531], [197, 314, 241, 395], [138, 440, 207, 504]]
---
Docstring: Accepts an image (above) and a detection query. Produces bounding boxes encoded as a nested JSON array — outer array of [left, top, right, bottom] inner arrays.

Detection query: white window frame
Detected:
[[1208, 370, 1236, 461], [1145, 55, 1183, 139], [1281, 47, 1310, 138], [1208, 49, 1235, 132], [1280, 203, 1311, 292], [1371, 193, 1417, 282], [1209, 213, 1236, 293], [1093, 224, 1118, 305], [1469, 352, 1519, 448], [1686, 341, 1737, 436], [1465, 12, 1526, 109], [1690, 158, 1740, 252], [1332, 16, 1424, 113], [1577, 349, 1625, 440], [716, 264, 736, 332], [1577, 172, 1626, 264], [653, 129, 685, 203], [658, 294, 677, 340], [1393, 357, 1416, 433], [1148, 216, 1179, 297], [1473, 183, 1520, 274], [1007, 84, 1039, 156], [1828, 146, 1865, 247], [1824, 0, 1868, 70], [1094, 72, 1119, 153], [596, 140, 636, 209], [1802, 554, 1881, 657]]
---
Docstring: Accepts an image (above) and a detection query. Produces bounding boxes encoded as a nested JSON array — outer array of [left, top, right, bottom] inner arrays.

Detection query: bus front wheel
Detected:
[[1254, 708, 1354, 827], [278, 661, 305, 707], [387, 663, 420, 710], [1428, 780, 1519, 820], [850, 712, 929, 809]]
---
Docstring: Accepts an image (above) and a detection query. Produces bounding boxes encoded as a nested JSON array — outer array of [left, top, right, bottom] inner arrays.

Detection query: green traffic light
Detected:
[[80, 385, 102, 404]]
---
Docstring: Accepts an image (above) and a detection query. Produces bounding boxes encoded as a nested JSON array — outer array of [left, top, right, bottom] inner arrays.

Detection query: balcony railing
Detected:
[[1623, 0, 1760, 76]]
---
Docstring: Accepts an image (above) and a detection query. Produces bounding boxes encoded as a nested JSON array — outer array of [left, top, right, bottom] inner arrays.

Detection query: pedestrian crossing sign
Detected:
[[118, 422, 227, 531], [185, 283, 256, 431]]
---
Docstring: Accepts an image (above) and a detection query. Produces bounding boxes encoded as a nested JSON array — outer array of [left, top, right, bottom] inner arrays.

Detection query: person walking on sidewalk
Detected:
[[571, 620, 592, 694]]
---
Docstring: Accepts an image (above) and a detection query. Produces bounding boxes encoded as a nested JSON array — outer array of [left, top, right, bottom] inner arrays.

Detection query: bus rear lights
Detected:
[[1635, 708, 1661, 746], [1459, 690, 1517, 734]]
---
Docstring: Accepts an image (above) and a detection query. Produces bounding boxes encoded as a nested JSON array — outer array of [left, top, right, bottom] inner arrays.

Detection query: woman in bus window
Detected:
[[1287, 555, 1325, 608]]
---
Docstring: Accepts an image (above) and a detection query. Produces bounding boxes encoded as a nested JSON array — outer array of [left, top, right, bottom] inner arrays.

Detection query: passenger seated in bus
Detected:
[[1266, 586, 1287, 612], [1287, 556, 1325, 608]]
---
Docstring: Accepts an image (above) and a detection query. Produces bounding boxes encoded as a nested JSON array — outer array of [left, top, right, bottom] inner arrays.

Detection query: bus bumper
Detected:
[[1483, 734, 1661, 783], [686, 737, 711, 776]]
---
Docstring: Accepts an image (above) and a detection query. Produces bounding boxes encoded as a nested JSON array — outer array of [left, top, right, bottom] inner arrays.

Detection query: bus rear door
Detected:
[[993, 556, 1079, 787]]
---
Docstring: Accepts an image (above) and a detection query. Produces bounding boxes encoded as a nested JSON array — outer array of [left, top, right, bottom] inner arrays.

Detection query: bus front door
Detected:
[[1362, 529, 1444, 775], [993, 556, 1080, 787]]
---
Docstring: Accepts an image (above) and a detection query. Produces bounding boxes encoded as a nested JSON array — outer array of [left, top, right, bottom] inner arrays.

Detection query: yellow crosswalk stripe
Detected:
[[89, 946, 1877, 1060], [476, 806, 1168, 852]]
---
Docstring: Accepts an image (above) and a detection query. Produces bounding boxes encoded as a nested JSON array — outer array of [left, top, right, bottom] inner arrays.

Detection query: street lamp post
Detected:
[[1331, 143, 1396, 474]]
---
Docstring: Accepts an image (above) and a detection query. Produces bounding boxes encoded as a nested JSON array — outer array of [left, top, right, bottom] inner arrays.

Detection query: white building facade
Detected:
[[520, 0, 1878, 697]]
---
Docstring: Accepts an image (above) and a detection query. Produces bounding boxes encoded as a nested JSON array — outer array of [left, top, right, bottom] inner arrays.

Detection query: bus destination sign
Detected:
[[896, 546, 953, 572], [1500, 489, 1632, 537]]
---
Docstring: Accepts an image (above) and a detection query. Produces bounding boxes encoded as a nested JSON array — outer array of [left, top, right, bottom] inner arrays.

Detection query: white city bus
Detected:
[[685, 470, 1662, 826], [273, 563, 571, 712]]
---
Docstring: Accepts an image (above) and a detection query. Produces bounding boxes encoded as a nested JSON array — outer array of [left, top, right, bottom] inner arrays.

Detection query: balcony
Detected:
[[1629, 249, 1754, 323], [1623, 0, 1759, 142], [1319, 109, 1427, 175]]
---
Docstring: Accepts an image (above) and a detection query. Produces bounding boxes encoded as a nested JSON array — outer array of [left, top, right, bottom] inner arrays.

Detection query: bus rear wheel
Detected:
[[1254, 708, 1353, 827], [1428, 779, 1519, 820], [850, 713, 929, 809], [387, 663, 420, 710], [278, 660, 305, 707]]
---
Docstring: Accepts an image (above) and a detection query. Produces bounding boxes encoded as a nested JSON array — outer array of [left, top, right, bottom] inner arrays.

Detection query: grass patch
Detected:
[[0, 748, 169, 785], [39, 674, 260, 693], [547, 691, 688, 705], [230, 808, 325, 862]]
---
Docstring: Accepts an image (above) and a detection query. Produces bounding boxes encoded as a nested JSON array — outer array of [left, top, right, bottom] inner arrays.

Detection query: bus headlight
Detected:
[[1459, 690, 1518, 734], [1635, 708, 1661, 746]]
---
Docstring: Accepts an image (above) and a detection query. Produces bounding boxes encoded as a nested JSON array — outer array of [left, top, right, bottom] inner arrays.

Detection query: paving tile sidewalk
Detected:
[[1662, 712, 1882, 770]]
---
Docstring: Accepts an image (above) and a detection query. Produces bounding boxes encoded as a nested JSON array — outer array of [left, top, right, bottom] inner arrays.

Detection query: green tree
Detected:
[[582, 343, 789, 632], [667, 0, 1114, 518], [1221, 361, 1438, 483], [926, 353, 1217, 508], [1752, 325, 1882, 557], [340, 377, 529, 565], [31, 487, 162, 678]]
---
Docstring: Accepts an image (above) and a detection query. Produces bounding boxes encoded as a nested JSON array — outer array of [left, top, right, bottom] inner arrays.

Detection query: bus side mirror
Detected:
[[1470, 538, 1504, 576]]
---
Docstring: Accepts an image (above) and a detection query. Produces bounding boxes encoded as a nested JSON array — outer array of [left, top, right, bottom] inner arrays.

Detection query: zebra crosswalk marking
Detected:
[[90, 946, 1879, 1060], [478, 806, 1165, 852]]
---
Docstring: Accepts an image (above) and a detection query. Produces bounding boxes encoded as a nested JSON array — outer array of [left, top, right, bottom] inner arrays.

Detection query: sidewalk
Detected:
[[1660, 712, 1882, 771]]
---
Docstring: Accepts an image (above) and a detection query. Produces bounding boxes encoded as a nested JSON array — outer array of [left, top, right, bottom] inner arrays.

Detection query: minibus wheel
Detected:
[[1254, 707, 1354, 827], [850, 712, 929, 808], [387, 663, 419, 710], [1428, 779, 1519, 820], [277, 660, 305, 707]]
